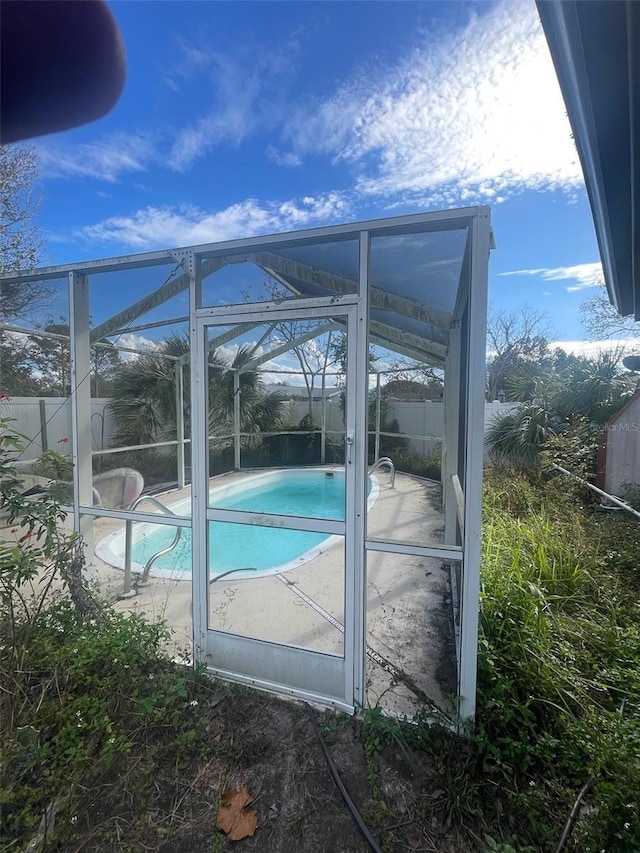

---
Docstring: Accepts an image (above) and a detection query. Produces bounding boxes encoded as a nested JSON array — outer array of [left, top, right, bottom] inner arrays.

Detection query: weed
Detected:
[[0, 421, 210, 849], [475, 470, 640, 851], [481, 835, 537, 853], [210, 830, 226, 852]]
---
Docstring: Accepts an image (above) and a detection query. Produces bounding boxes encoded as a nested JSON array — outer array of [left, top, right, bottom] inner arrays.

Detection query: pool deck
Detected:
[[89, 469, 456, 718]]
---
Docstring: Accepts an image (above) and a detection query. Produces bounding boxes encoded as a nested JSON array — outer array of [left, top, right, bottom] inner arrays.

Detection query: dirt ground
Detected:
[[61, 680, 476, 853]]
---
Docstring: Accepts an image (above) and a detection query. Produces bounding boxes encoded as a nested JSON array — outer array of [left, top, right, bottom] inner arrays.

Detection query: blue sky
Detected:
[[31, 0, 613, 351]]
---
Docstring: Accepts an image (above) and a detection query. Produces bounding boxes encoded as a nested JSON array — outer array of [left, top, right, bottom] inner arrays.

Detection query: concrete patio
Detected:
[[88, 470, 457, 719]]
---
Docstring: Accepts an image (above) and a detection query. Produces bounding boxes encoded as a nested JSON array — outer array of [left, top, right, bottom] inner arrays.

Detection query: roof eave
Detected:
[[537, 0, 639, 320]]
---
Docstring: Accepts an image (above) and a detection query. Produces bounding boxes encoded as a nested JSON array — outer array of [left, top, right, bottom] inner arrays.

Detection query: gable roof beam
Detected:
[[232, 252, 453, 331], [369, 332, 444, 366], [369, 320, 447, 361], [207, 323, 260, 352], [245, 323, 278, 359], [90, 257, 227, 343]]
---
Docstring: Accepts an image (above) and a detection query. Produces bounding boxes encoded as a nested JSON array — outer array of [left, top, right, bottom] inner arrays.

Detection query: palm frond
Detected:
[[485, 405, 558, 468]]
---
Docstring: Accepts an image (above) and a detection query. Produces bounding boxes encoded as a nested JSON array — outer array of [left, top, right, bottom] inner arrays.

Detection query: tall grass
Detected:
[[476, 470, 640, 851]]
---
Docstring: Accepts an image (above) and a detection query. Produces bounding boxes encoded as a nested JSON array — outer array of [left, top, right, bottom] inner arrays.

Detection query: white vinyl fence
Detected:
[[2, 396, 520, 464], [1, 397, 115, 460], [275, 398, 520, 456]]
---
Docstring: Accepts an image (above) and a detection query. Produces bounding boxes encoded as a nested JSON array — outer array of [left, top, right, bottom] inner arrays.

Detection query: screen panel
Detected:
[[207, 520, 345, 657], [201, 239, 359, 307], [365, 548, 457, 720]]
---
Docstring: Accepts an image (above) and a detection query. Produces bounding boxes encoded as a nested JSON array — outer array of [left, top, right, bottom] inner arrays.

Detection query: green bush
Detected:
[[93, 446, 181, 486], [475, 472, 640, 851], [208, 415, 345, 473], [368, 422, 409, 461], [1, 420, 206, 849], [392, 449, 441, 480], [0, 600, 205, 847], [37, 449, 73, 482]]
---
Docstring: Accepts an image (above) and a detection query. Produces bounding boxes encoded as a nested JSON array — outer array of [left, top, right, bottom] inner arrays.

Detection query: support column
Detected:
[[351, 230, 370, 709], [233, 371, 241, 470], [69, 271, 94, 563], [176, 360, 186, 488], [374, 371, 381, 461], [321, 370, 327, 463], [458, 209, 491, 722], [443, 322, 461, 546], [187, 251, 206, 661]]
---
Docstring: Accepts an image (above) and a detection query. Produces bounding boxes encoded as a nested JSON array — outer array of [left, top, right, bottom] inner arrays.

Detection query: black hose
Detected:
[[305, 703, 385, 853]]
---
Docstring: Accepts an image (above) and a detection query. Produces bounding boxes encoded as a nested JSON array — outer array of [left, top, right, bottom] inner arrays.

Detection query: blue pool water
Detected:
[[210, 475, 347, 520], [96, 469, 376, 580], [131, 523, 329, 577]]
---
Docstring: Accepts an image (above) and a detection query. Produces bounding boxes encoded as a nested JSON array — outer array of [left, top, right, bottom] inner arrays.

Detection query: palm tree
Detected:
[[109, 335, 286, 450], [486, 352, 635, 470], [485, 405, 560, 469], [109, 333, 189, 447], [555, 352, 632, 425], [207, 345, 285, 436]]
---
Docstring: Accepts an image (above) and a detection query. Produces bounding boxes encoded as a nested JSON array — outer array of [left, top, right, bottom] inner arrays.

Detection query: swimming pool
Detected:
[[95, 468, 379, 581]]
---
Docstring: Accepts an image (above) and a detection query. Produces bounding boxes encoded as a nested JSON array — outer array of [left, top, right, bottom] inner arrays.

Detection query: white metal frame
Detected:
[[68, 271, 95, 558], [2, 207, 492, 722], [192, 295, 362, 712], [458, 210, 491, 719]]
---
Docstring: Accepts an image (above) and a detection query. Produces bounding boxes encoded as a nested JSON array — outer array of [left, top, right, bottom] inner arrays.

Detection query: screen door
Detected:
[[191, 299, 363, 711]]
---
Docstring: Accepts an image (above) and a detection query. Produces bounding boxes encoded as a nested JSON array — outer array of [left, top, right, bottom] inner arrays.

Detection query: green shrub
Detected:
[[93, 446, 181, 486], [1, 420, 206, 849], [476, 472, 640, 851], [37, 449, 73, 482], [393, 449, 441, 480]]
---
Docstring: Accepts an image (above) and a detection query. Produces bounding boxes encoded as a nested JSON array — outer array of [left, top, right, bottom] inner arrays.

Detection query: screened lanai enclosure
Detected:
[[0, 207, 492, 721]]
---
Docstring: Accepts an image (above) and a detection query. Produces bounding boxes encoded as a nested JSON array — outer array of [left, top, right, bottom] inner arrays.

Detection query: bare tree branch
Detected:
[[486, 304, 553, 401], [0, 145, 51, 320], [580, 286, 640, 342]]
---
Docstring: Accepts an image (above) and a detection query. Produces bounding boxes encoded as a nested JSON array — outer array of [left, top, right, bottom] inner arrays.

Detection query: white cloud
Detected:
[[74, 192, 352, 250], [166, 45, 296, 171], [500, 262, 603, 291], [163, 37, 213, 92], [280, 0, 582, 204], [498, 267, 548, 277], [266, 145, 302, 167], [37, 133, 158, 183], [550, 339, 638, 359], [168, 109, 251, 171], [113, 333, 160, 361], [214, 343, 259, 364], [36, 42, 290, 181], [36, 0, 580, 205], [211, 342, 304, 383]]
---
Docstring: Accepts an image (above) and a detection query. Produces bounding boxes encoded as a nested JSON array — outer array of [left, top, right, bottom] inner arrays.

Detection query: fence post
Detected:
[[38, 399, 48, 452]]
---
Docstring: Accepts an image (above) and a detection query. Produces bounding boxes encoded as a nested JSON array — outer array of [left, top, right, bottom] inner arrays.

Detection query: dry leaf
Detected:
[[216, 785, 258, 841]]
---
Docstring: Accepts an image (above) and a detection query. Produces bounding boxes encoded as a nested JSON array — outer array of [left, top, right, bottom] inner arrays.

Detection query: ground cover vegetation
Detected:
[[2, 415, 638, 853]]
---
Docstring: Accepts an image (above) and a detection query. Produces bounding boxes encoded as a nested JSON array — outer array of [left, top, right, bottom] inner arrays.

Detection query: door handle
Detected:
[[345, 431, 354, 464]]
